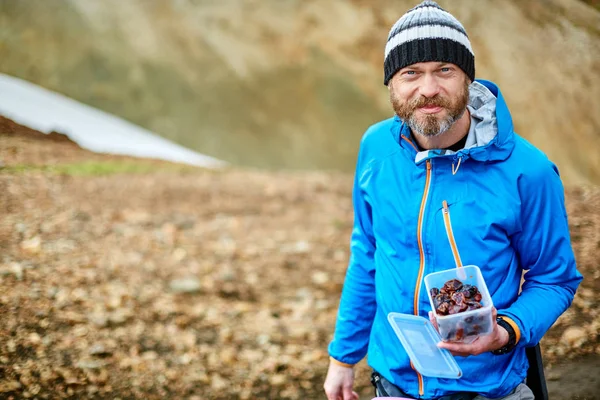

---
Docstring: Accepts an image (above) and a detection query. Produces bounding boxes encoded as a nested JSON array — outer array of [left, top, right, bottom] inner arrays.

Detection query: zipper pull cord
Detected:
[[451, 156, 462, 175]]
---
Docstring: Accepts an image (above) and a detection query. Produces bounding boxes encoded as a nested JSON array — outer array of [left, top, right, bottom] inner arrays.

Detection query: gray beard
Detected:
[[408, 107, 467, 138]]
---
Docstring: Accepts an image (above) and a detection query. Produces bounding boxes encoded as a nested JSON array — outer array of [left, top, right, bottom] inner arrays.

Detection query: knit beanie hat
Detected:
[[383, 0, 475, 85]]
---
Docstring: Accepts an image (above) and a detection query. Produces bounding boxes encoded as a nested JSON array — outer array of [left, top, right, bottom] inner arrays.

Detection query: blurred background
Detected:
[[0, 1, 599, 399], [1, 0, 599, 183]]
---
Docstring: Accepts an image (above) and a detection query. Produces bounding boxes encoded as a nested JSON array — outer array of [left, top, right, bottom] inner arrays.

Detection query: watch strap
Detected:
[[492, 316, 518, 355]]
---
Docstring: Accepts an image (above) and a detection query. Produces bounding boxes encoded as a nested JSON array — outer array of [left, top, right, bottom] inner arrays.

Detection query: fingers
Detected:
[[325, 384, 355, 400], [323, 374, 341, 400], [323, 385, 339, 400], [428, 311, 439, 332], [324, 361, 355, 400], [342, 385, 354, 400], [438, 337, 482, 356]]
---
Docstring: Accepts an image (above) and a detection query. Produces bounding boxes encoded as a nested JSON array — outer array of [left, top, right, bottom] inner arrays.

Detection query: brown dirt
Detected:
[[0, 117, 598, 399]]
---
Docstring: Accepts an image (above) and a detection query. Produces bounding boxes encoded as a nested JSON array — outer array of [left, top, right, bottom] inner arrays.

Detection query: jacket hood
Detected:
[[394, 79, 516, 164]]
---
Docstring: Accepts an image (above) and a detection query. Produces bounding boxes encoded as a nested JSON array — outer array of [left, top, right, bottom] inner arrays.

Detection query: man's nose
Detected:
[[419, 74, 441, 98]]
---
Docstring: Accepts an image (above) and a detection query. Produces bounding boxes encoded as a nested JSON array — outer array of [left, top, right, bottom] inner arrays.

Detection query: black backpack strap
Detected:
[[371, 371, 389, 397], [526, 343, 549, 400]]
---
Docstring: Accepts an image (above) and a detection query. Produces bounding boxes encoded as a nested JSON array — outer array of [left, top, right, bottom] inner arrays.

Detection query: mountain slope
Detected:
[[0, 0, 598, 183]]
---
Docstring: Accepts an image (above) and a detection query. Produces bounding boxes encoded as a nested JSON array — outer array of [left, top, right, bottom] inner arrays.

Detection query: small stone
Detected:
[[108, 311, 130, 326], [89, 314, 108, 327], [169, 277, 201, 294], [92, 370, 109, 385], [60, 311, 86, 325], [311, 271, 329, 285], [47, 287, 59, 299], [11, 262, 24, 281], [293, 240, 311, 253], [74, 325, 88, 337], [28, 332, 42, 345], [90, 344, 112, 357], [333, 249, 346, 261], [547, 372, 561, 381], [269, 374, 287, 386], [20, 236, 42, 254], [142, 351, 158, 360], [87, 385, 99, 395], [76, 359, 104, 370], [281, 240, 312, 254], [30, 384, 41, 395], [15, 223, 27, 234], [210, 374, 228, 391], [0, 262, 24, 280], [172, 248, 187, 261], [561, 327, 587, 348], [0, 380, 21, 393]]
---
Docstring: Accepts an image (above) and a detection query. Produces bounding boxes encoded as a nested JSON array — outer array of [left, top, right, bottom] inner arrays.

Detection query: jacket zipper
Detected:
[[401, 134, 419, 152], [413, 159, 431, 396], [442, 200, 463, 268]]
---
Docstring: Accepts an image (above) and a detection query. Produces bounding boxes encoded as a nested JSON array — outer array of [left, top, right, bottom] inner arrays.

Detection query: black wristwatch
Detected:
[[491, 316, 517, 355]]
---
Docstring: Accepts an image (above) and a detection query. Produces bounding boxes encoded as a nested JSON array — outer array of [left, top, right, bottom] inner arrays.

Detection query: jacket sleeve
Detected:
[[327, 148, 377, 366], [499, 162, 583, 348]]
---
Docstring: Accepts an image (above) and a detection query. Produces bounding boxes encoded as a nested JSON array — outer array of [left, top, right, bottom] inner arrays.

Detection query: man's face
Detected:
[[389, 62, 470, 138]]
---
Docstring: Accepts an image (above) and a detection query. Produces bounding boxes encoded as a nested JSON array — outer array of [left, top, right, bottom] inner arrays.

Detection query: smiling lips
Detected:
[[418, 105, 444, 114]]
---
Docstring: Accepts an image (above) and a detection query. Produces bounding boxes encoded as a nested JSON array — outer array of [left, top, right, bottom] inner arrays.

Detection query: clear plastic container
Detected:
[[424, 265, 494, 342], [387, 313, 462, 379]]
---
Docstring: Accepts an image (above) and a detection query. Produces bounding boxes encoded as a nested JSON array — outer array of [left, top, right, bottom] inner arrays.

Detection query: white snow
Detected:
[[0, 73, 225, 168]]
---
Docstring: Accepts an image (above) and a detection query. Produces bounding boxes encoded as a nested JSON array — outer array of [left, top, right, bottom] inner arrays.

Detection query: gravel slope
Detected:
[[1, 118, 598, 399]]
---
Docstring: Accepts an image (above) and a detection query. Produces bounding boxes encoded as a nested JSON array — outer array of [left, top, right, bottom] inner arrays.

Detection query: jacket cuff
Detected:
[[498, 315, 522, 344], [330, 356, 355, 368]]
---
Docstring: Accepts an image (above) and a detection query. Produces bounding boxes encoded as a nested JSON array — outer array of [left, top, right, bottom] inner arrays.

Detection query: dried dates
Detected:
[[430, 279, 483, 316]]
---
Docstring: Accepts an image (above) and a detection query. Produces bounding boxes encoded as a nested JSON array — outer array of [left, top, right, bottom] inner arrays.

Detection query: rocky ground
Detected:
[[0, 116, 598, 399]]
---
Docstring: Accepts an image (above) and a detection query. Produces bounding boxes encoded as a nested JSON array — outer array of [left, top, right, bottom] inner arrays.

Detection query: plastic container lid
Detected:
[[387, 312, 462, 379]]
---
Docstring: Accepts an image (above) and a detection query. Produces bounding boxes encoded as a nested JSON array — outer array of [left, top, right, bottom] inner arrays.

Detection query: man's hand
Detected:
[[429, 307, 509, 357], [323, 360, 359, 400]]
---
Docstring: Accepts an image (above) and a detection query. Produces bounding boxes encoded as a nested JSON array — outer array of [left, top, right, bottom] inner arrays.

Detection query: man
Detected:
[[323, 1, 583, 399]]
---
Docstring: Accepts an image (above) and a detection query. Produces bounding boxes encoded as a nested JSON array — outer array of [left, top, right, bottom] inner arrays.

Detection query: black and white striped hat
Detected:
[[383, 0, 475, 85]]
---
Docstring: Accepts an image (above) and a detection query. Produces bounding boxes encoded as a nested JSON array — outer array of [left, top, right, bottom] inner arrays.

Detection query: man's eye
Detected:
[[405, 71, 416, 75], [441, 67, 451, 72]]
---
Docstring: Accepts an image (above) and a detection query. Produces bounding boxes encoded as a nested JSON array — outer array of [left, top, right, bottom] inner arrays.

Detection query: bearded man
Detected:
[[323, 1, 582, 399]]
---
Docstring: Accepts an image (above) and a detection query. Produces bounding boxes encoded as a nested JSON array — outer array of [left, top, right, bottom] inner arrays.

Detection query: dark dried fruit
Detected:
[[430, 278, 484, 316], [442, 279, 463, 293], [451, 291, 466, 305], [433, 293, 451, 309], [460, 284, 478, 298], [436, 302, 450, 315], [448, 304, 465, 315]]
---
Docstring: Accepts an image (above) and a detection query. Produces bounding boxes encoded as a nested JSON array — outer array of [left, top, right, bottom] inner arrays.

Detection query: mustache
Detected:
[[408, 95, 452, 110]]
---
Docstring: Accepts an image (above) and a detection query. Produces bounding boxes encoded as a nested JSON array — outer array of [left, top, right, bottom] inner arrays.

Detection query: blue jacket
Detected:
[[328, 80, 582, 399]]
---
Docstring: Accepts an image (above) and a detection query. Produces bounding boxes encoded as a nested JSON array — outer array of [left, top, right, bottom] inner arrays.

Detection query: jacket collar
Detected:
[[392, 79, 515, 164]]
